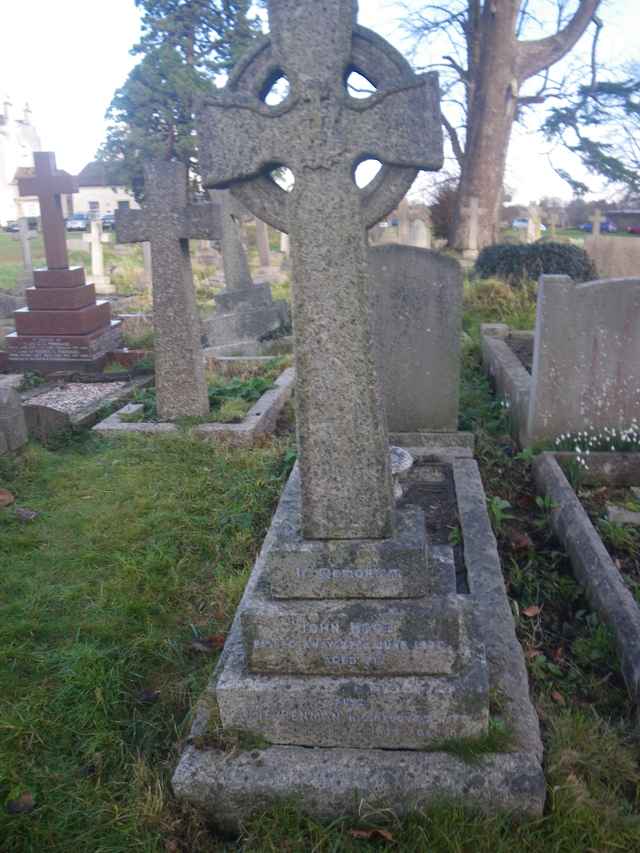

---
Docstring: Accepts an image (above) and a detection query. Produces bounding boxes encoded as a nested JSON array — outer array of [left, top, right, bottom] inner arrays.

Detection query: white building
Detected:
[[0, 95, 41, 225], [74, 161, 138, 216]]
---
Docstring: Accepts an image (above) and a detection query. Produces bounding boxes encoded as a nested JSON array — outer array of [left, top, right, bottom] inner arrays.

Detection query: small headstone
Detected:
[[409, 217, 431, 248], [0, 386, 28, 453], [590, 208, 604, 238], [398, 197, 411, 244]]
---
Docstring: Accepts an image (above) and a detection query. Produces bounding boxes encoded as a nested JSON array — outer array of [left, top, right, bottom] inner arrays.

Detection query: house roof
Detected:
[[77, 160, 128, 188]]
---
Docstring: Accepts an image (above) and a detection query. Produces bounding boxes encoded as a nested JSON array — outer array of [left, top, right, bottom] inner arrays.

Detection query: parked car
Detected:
[[3, 221, 19, 232], [512, 218, 546, 231], [101, 213, 116, 230], [627, 225, 640, 235], [578, 221, 617, 233], [66, 213, 89, 232]]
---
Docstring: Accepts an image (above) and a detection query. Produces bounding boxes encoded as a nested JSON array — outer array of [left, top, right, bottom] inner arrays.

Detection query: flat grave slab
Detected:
[[94, 367, 294, 447], [22, 376, 152, 442], [534, 451, 640, 704]]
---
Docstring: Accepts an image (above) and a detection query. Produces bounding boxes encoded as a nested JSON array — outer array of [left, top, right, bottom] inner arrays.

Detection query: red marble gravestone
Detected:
[[7, 152, 122, 373]]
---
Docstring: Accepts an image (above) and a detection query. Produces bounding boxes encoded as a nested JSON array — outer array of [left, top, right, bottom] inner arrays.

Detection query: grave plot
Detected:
[[21, 375, 153, 442], [533, 448, 640, 705], [482, 274, 640, 447], [94, 359, 294, 447]]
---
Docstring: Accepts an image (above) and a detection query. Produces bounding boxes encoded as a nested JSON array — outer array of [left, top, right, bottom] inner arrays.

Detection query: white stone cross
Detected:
[[461, 196, 486, 255], [590, 208, 605, 237], [83, 218, 113, 293]]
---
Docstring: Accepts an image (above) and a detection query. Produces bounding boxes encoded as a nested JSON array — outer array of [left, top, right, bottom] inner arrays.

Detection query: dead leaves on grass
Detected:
[[0, 488, 15, 507], [349, 827, 395, 843]]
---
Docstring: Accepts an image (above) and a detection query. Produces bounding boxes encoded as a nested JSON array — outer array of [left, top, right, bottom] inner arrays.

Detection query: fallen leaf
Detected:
[[165, 840, 179, 852], [189, 634, 226, 655], [525, 647, 544, 659], [6, 792, 35, 814], [522, 605, 542, 618], [349, 828, 394, 843], [551, 691, 566, 705], [137, 688, 161, 704], [0, 489, 15, 508], [510, 531, 534, 551], [552, 646, 565, 663], [15, 507, 39, 522]]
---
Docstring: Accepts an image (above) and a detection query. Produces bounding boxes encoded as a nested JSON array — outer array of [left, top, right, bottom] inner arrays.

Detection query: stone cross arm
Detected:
[[116, 201, 223, 245], [18, 154, 78, 198], [199, 73, 442, 189]]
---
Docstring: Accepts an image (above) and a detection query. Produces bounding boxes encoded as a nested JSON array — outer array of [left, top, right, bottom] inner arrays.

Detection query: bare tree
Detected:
[[404, 1, 601, 250]]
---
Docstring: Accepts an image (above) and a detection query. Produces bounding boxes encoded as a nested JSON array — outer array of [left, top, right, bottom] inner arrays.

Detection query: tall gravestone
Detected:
[[169, 0, 547, 825], [7, 152, 122, 373], [204, 191, 289, 351], [116, 160, 220, 418]]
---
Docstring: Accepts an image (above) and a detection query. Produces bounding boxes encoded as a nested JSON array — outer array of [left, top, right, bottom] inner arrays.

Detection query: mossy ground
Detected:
[[1, 276, 639, 851]]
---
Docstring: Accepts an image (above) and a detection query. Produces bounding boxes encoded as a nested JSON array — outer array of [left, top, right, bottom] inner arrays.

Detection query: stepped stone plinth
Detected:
[[7, 152, 121, 373]]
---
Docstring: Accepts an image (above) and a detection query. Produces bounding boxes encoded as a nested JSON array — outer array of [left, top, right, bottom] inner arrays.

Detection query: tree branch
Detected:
[[441, 113, 464, 167], [516, 0, 601, 82]]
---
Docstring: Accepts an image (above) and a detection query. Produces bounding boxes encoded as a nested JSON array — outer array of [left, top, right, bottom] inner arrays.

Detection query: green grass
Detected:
[[0, 433, 293, 852], [1, 280, 640, 850]]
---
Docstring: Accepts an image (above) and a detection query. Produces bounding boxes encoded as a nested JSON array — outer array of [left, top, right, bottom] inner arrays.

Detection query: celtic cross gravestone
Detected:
[[199, 0, 443, 539]]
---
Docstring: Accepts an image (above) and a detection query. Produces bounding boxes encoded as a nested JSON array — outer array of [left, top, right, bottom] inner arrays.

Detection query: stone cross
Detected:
[[116, 160, 222, 419], [255, 218, 271, 267], [280, 231, 289, 255], [590, 208, 604, 237], [549, 211, 559, 240], [461, 196, 485, 255], [83, 217, 113, 293], [142, 242, 153, 290], [18, 152, 77, 271], [398, 198, 411, 244], [218, 191, 253, 291], [199, 0, 443, 540], [527, 204, 541, 243]]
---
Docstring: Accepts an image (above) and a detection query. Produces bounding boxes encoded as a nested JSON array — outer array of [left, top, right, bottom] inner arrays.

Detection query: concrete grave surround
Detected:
[[370, 245, 463, 435], [0, 386, 28, 453], [173, 0, 544, 827], [7, 152, 121, 373], [482, 275, 640, 446], [534, 452, 640, 704], [116, 160, 221, 419], [94, 366, 294, 448]]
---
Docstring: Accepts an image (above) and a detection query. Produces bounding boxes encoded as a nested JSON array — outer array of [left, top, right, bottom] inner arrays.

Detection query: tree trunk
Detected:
[[454, 1, 520, 251], [453, 0, 601, 252]]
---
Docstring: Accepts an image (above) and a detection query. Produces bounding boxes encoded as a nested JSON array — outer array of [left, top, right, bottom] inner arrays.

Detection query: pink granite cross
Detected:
[[18, 152, 78, 271]]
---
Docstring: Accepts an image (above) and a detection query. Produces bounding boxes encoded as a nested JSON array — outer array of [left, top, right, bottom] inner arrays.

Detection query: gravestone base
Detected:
[[6, 320, 123, 375], [173, 460, 545, 827], [205, 301, 289, 349], [92, 275, 115, 295]]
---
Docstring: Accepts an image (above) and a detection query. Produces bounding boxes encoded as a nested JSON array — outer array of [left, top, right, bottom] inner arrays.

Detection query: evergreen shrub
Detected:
[[474, 242, 596, 285]]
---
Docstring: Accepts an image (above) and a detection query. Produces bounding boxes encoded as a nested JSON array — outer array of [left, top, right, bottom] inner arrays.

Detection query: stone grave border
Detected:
[[172, 454, 545, 830], [93, 367, 295, 447], [21, 375, 154, 442], [533, 451, 640, 704], [480, 323, 533, 448]]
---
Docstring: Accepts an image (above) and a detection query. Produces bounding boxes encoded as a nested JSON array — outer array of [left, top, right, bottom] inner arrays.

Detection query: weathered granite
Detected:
[[370, 245, 463, 434], [529, 275, 640, 444], [263, 468, 429, 599], [198, 0, 443, 539], [116, 160, 222, 419], [534, 452, 640, 704], [0, 386, 28, 453], [172, 458, 544, 825]]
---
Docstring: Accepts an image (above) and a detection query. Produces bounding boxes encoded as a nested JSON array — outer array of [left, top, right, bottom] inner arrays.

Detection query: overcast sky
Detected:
[[2, 0, 637, 204]]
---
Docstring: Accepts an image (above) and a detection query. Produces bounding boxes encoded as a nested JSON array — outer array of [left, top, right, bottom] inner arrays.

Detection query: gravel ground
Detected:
[[27, 382, 128, 414]]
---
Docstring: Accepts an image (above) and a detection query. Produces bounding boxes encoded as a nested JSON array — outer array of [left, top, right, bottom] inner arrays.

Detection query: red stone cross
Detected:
[[18, 152, 78, 271]]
